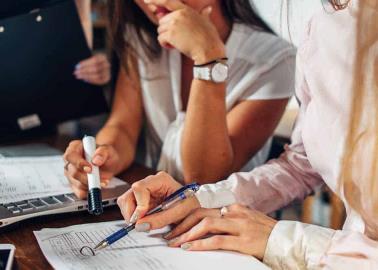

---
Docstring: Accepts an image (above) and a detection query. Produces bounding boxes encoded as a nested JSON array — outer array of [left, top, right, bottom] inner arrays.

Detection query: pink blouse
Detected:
[[195, 4, 378, 269]]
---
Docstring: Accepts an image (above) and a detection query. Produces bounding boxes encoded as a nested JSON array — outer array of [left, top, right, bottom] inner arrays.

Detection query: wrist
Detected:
[[192, 42, 226, 65]]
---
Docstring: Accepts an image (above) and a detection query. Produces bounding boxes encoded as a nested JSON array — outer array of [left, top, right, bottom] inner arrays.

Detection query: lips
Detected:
[[155, 6, 170, 20]]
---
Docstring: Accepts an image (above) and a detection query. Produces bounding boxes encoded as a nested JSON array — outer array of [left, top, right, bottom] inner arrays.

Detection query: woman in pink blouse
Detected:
[[116, 0, 378, 269]]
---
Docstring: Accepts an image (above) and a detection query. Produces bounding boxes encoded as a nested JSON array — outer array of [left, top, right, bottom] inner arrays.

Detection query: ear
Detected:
[[200, 6, 213, 18]]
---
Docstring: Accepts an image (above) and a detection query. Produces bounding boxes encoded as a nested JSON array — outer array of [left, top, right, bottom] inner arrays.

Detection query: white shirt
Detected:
[[136, 23, 296, 181], [194, 5, 378, 269]]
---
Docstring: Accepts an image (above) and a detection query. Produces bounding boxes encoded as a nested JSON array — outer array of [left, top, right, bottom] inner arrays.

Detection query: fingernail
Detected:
[[101, 182, 107, 188], [163, 231, 172, 240], [75, 64, 80, 69], [135, 223, 151, 232], [168, 237, 178, 245], [92, 155, 104, 164], [129, 211, 139, 224], [83, 166, 91, 173], [181, 243, 191, 250], [144, 0, 151, 3]]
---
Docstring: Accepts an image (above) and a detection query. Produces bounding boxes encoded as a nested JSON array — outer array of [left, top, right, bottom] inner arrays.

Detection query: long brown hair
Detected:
[[107, 0, 272, 72], [339, 0, 378, 239]]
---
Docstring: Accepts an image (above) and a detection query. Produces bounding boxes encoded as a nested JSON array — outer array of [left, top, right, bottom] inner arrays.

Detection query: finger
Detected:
[[168, 217, 239, 247], [75, 61, 110, 76], [137, 196, 200, 231], [76, 54, 108, 70], [68, 177, 88, 199], [92, 146, 111, 166], [144, 0, 186, 11], [200, 6, 212, 18], [117, 190, 137, 224], [158, 32, 173, 49], [157, 23, 170, 35], [131, 172, 182, 220], [65, 163, 88, 185], [165, 208, 220, 240], [227, 204, 251, 215], [181, 235, 240, 252], [64, 141, 91, 172]]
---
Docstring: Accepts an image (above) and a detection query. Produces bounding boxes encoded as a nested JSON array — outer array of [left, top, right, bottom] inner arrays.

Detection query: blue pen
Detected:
[[93, 183, 200, 251]]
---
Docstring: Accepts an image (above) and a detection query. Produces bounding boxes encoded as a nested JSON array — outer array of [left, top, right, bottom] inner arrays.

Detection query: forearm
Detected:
[[181, 79, 233, 184], [75, 0, 93, 48]]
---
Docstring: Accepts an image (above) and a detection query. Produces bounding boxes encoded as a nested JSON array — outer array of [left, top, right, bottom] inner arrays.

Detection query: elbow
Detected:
[[182, 151, 234, 185]]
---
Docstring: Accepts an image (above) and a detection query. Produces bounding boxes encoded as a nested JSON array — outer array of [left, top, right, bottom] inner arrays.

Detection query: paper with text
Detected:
[[0, 156, 71, 204], [34, 221, 270, 270], [0, 155, 126, 204]]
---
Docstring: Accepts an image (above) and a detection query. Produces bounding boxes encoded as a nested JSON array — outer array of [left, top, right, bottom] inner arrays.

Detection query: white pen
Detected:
[[82, 135, 103, 215]]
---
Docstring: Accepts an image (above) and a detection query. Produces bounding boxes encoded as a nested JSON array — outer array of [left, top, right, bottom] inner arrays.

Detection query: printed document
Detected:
[[34, 221, 270, 270]]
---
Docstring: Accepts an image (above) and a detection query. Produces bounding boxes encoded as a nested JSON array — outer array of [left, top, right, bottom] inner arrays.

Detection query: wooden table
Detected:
[[0, 135, 155, 270]]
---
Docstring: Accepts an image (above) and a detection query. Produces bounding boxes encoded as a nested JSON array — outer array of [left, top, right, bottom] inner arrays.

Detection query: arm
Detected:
[[75, 0, 93, 48], [264, 221, 378, 269], [195, 53, 323, 213], [96, 62, 143, 175], [182, 60, 292, 184]]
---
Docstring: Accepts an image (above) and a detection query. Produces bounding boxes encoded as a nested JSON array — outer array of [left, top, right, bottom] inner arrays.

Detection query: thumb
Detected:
[[201, 5, 212, 18], [92, 146, 110, 166]]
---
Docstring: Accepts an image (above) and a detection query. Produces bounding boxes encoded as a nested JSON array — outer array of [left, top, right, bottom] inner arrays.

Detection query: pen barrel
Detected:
[[83, 136, 101, 189], [107, 226, 134, 245]]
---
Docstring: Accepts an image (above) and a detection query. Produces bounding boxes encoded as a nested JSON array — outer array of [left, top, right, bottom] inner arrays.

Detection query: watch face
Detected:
[[211, 63, 229, 83]]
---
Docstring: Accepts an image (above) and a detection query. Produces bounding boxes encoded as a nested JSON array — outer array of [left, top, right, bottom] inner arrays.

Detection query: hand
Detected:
[[74, 54, 111, 85], [166, 204, 277, 260], [117, 172, 201, 231], [149, 0, 226, 64], [63, 140, 121, 199]]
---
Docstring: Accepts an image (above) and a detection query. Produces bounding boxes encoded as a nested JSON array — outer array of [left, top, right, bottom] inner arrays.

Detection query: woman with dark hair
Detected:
[[63, 0, 295, 197]]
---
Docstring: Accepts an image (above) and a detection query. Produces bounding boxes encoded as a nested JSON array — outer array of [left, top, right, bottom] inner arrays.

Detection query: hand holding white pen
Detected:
[[63, 139, 121, 200]]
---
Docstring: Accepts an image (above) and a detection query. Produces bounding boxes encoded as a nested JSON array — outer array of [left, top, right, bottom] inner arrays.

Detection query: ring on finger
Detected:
[[220, 206, 228, 218], [64, 161, 71, 171]]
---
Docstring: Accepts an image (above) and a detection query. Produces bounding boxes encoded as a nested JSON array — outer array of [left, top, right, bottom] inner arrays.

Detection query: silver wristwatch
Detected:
[[193, 58, 229, 83]]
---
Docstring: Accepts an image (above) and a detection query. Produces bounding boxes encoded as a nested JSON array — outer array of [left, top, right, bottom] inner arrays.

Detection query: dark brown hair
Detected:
[[107, 1, 272, 71]]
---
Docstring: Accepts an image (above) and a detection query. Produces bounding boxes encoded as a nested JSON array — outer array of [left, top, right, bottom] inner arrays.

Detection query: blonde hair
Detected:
[[339, 0, 378, 239]]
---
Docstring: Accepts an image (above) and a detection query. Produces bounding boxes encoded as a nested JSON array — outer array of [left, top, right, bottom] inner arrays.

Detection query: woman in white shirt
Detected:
[[63, 0, 295, 197], [117, 0, 378, 269]]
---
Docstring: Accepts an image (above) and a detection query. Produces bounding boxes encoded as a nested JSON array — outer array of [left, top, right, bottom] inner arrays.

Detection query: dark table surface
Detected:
[[0, 135, 155, 270]]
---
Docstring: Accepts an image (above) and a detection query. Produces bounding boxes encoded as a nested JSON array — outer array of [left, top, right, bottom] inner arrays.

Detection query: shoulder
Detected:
[[227, 24, 296, 67]]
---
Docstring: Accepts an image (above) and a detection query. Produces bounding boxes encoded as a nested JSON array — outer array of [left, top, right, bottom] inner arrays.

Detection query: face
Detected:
[[134, 0, 217, 25]]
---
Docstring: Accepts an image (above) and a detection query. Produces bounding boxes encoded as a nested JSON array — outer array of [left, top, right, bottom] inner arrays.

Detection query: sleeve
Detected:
[[195, 41, 324, 213], [263, 221, 378, 270]]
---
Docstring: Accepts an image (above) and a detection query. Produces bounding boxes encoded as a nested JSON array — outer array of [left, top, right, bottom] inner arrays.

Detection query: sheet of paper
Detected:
[[0, 156, 72, 204], [0, 155, 126, 204], [34, 221, 270, 270]]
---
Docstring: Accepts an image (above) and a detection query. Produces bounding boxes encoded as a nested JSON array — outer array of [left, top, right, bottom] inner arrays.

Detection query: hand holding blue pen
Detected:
[[93, 183, 200, 251]]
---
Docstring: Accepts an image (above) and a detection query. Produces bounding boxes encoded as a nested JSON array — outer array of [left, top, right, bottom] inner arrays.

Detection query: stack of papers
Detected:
[[34, 221, 271, 270]]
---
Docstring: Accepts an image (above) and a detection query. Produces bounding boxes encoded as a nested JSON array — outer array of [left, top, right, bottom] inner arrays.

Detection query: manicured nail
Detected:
[[168, 237, 179, 245], [92, 155, 104, 164], [83, 166, 91, 173], [135, 223, 151, 232], [163, 231, 172, 240], [181, 243, 191, 250], [129, 211, 139, 224]]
